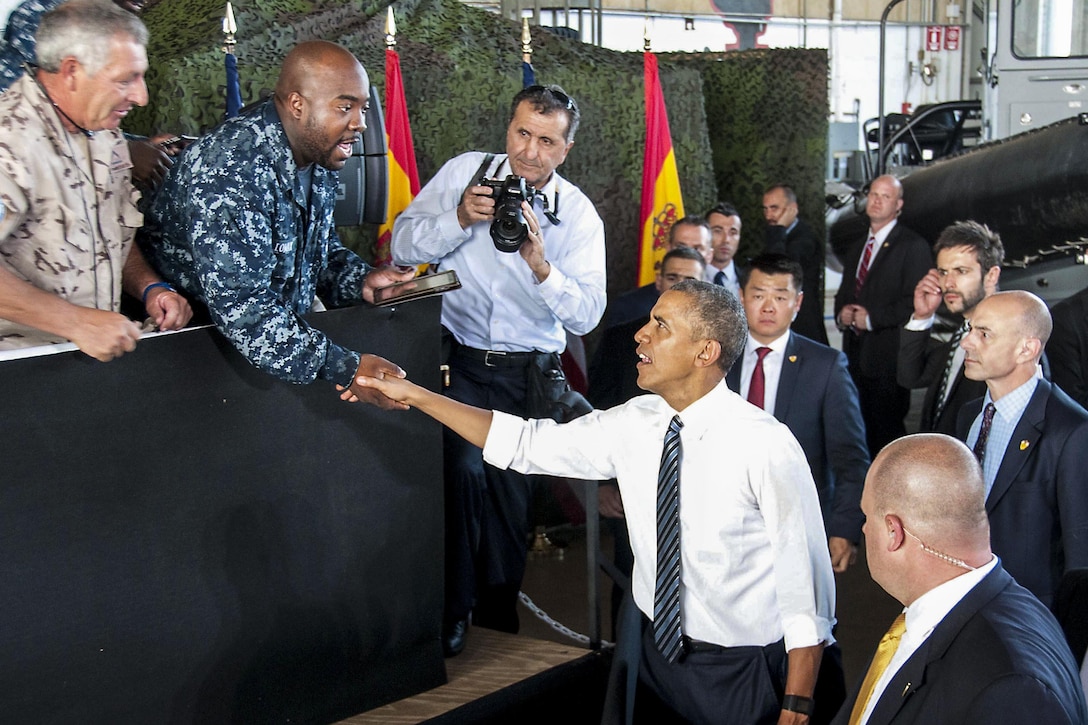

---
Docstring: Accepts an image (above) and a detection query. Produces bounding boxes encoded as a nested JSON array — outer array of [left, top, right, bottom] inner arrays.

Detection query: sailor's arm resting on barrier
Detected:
[[0, 265, 141, 361], [354, 372, 494, 447]]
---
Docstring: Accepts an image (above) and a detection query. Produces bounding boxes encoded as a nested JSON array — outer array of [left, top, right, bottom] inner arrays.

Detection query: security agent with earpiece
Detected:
[[0, 0, 191, 360], [391, 84, 606, 656]]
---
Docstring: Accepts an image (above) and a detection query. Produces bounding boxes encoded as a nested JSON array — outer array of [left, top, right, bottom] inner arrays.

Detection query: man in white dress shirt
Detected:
[[836, 433, 1086, 724], [356, 280, 835, 724], [391, 84, 606, 655]]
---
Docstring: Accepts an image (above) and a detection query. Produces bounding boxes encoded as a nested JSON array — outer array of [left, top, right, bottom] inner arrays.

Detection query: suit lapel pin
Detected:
[[902, 683, 911, 697], [788, 355, 797, 363], [1019, 440, 1029, 451]]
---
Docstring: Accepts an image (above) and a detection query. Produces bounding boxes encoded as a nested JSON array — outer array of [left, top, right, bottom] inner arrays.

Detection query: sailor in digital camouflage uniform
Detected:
[[0, 0, 190, 359], [140, 40, 412, 408]]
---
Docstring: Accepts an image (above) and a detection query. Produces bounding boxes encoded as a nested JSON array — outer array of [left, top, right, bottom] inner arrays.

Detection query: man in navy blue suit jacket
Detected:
[[835, 433, 1086, 725], [729, 253, 870, 725], [728, 253, 869, 569], [956, 290, 1088, 608]]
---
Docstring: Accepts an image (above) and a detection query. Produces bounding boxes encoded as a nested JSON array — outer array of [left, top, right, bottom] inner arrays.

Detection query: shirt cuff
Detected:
[[482, 410, 523, 470], [319, 343, 361, 387], [535, 259, 567, 295], [781, 613, 836, 652], [904, 314, 936, 331], [438, 207, 470, 247]]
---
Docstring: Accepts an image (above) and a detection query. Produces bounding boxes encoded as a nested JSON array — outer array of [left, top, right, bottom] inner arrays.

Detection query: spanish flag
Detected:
[[376, 46, 420, 264], [637, 51, 684, 286]]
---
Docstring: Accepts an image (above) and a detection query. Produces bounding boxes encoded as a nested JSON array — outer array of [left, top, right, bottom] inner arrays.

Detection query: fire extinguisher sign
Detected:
[[926, 25, 943, 52], [945, 26, 961, 51]]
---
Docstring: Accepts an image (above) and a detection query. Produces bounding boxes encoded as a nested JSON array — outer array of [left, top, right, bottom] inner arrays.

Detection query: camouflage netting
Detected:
[[128, 0, 826, 301]]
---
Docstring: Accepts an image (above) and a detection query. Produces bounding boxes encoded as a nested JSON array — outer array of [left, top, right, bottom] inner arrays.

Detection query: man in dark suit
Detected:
[[728, 253, 868, 571], [956, 290, 1088, 608], [729, 253, 869, 725], [763, 184, 828, 344], [897, 221, 1003, 435], [835, 433, 1087, 725], [1048, 285, 1088, 409], [602, 217, 711, 330], [705, 202, 744, 297], [834, 174, 931, 457]]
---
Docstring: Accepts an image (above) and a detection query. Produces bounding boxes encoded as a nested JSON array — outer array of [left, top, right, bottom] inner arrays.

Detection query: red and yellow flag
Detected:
[[376, 47, 420, 264], [637, 51, 684, 286]]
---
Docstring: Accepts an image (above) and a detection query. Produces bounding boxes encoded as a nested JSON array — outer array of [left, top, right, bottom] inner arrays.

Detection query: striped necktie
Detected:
[[931, 324, 967, 424], [855, 235, 876, 295], [653, 415, 684, 663], [848, 612, 907, 725]]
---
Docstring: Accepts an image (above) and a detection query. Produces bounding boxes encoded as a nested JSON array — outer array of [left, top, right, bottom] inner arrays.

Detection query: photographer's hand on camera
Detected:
[[456, 185, 497, 230], [519, 202, 551, 282]]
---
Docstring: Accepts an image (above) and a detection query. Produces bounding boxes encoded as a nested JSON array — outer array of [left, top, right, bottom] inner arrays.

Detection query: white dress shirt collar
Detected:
[[860, 555, 998, 724], [739, 331, 790, 414]]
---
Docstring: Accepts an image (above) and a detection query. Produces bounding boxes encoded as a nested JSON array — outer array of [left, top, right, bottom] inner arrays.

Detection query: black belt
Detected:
[[455, 346, 540, 368], [681, 635, 728, 655]]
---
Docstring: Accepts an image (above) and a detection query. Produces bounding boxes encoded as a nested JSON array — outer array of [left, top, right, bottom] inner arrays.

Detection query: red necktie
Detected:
[[855, 235, 876, 295], [747, 347, 772, 410]]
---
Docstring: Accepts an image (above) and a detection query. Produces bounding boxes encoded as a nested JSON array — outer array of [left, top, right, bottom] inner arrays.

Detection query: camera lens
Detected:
[[489, 175, 531, 253]]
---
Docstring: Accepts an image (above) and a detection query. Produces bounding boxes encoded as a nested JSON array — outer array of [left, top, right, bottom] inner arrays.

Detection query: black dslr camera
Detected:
[[479, 175, 536, 253]]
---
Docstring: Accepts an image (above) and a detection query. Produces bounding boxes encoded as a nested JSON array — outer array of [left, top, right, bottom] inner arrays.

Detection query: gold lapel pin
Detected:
[[1019, 440, 1029, 450], [788, 355, 797, 363], [902, 683, 911, 696]]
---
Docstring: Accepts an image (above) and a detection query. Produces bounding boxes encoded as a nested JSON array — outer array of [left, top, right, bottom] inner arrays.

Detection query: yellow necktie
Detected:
[[848, 612, 907, 725]]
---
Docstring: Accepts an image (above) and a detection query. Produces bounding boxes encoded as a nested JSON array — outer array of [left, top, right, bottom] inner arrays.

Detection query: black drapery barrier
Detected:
[[0, 299, 445, 723]]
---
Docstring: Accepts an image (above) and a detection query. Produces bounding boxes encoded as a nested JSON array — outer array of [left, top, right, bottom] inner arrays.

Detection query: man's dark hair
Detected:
[[763, 184, 797, 204], [510, 84, 580, 142], [745, 252, 804, 292], [668, 215, 711, 244], [661, 245, 707, 270], [933, 220, 1005, 272], [670, 279, 747, 373], [705, 201, 739, 219]]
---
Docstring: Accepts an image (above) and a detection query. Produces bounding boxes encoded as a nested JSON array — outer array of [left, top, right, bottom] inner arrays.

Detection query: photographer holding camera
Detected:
[[392, 84, 605, 656]]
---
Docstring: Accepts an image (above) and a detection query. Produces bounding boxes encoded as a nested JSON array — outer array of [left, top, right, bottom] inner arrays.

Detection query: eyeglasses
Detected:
[[525, 85, 577, 113]]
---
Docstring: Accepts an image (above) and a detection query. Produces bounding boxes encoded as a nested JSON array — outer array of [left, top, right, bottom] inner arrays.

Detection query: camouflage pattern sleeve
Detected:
[[151, 108, 362, 387]]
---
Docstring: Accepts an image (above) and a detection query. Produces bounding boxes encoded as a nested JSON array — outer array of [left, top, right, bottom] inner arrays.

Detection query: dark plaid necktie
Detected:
[[931, 324, 967, 423], [973, 402, 996, 464], [653, 415, 684, 663]]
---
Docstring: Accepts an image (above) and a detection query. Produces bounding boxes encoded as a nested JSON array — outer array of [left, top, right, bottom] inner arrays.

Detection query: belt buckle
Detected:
[[483, 350, 505, 367]]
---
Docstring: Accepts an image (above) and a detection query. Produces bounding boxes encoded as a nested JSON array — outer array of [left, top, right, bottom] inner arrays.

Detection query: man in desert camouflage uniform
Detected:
[[140, 40, 412, 408], [0, 0, 190, 359]]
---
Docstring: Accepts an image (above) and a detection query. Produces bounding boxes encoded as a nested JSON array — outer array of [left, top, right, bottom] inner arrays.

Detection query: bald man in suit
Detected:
[[835, 434, 1086, 724]]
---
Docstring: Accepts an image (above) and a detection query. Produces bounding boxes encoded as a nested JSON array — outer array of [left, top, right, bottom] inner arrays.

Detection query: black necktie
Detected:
[[653, 415, 684, 663]]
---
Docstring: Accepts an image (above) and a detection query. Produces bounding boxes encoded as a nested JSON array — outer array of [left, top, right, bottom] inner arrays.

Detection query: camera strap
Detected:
[[464, 153, 561, 225], [466, 153, 500, 192]]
